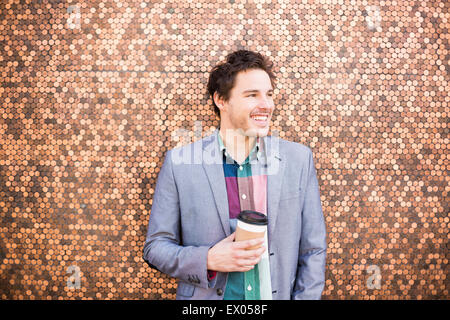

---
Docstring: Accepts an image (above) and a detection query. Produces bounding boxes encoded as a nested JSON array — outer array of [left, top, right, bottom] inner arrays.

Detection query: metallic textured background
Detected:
[[0, 0, 448, 299]]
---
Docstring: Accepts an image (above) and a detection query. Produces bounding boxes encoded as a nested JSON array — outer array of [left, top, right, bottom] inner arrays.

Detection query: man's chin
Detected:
[[221, 126, 270, 138], [244, 126, 270, 137]]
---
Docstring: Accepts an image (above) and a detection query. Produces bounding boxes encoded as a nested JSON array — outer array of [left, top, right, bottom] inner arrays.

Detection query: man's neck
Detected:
[[219, 128, 256, 164]]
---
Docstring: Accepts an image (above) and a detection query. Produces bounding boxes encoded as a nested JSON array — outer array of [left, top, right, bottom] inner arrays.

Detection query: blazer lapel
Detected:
[[264, 135, 285, 242], [202, 130, 231, 236]]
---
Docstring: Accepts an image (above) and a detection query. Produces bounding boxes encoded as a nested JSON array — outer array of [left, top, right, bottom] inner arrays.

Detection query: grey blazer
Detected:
[[143, 129, 327, 300]]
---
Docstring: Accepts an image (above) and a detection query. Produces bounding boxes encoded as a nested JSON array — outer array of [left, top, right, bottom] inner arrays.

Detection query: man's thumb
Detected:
[[225, 232, 236, 242]]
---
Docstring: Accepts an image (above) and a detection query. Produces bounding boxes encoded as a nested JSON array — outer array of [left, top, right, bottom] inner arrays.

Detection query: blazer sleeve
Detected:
[[293, 148, 327, 300], [142, 149, 212, 289]]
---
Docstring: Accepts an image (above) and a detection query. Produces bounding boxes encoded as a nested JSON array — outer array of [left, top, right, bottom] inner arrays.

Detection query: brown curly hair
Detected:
[[207, 50, 277, 118]]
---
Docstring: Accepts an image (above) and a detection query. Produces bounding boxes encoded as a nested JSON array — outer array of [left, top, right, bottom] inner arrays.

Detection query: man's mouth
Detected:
[[250, 114, 270, 126]]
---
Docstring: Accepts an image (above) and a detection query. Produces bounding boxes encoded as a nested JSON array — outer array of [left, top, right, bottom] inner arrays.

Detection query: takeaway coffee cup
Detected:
[[235, 210, 268, 250]]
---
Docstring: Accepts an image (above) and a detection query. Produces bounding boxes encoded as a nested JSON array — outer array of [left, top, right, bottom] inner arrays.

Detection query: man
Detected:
[[143, 50, 326, 300]]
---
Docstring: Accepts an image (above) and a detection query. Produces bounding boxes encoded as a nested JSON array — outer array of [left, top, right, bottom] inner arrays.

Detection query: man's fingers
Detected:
[[233, 237, 265, 249], [235, 255, 263, 269], [232, 245, 265, 268], [237, 265, 256, 272]]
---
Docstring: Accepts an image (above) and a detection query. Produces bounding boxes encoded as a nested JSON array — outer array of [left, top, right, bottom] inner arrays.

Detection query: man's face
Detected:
[[218, 68, 275, 138]]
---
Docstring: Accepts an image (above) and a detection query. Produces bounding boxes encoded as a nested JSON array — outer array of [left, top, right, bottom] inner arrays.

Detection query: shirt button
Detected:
[[217, 288, 223, 296], [247, 284, 252, 291], [241, 194, 246, 200]]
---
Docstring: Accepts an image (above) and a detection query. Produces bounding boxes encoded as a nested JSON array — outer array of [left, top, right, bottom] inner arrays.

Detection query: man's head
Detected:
[[207, 50, 276, 137]]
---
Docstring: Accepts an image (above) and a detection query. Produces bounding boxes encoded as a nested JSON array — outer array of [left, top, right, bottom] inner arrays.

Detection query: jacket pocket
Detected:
[[177, 282, 195, 297]]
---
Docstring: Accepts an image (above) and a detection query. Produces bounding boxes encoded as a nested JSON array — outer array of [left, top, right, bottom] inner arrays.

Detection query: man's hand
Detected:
[[207, 232, 266, 273]]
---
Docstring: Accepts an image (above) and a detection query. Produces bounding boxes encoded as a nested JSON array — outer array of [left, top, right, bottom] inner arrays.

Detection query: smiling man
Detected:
[[213, 66, 274, 164], [143, 50, 327, 300]]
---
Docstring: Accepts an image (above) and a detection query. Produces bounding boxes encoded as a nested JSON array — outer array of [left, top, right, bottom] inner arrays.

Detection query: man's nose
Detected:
[[258, 96, 273, 110]]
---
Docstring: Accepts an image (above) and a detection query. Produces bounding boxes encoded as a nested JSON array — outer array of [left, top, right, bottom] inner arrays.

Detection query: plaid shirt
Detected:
[[214, 132, 272, 300]]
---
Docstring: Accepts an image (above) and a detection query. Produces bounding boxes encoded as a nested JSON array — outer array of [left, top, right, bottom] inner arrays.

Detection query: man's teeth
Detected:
[[251, 115, 268, 121]]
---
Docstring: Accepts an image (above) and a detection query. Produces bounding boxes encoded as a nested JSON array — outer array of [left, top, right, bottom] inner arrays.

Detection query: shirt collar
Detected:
[[217, 131, 261, 164]]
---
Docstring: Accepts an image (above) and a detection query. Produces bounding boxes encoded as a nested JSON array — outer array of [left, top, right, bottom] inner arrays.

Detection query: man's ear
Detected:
[[213, 92, 225, 112]]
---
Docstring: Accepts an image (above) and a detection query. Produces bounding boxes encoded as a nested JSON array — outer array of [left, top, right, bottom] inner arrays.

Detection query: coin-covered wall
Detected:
[[0, 0, 448, 300]]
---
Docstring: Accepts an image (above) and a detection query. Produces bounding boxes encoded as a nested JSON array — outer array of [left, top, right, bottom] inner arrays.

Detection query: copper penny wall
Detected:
[[0, 0, 448, 300]]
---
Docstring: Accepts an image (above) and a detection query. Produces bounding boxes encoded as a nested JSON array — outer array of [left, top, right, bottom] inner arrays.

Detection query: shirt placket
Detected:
[[237, 159, 261, 300], [237, 163, 253, 211]]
